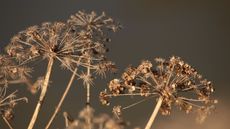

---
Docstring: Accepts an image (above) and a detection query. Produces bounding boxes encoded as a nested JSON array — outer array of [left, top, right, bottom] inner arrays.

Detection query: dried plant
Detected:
[[0, 55, 32, 87], [45, 11, 120, 129], [0, 55, 29, 128], [63, 106, 127, 129], [67, 10, 120, 104], [0, 54, 30, 129], [5, 21, 94, 129], [0, 86, 28, 129], [0, 9, 218, 129], [100, 56, 217, 129]]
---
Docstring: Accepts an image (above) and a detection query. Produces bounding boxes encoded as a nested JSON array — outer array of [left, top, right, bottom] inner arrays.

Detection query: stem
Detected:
[[27, 58, 54, 129], [105, 93, 158, 97], [86, 58, 91, 128], [45, 68, 78, 129], [150, 74, 160, 86], [86, 64, 91, 106], [145, 96, 163, 129], [63, 112, 69, 128], [2, 115, 13, 129]]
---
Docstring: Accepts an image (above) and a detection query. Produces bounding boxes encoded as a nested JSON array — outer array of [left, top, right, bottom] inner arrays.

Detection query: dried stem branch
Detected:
[[27, 58, 54, 129], [45, 68, 78, 129], [63, 112, 70, 128], [145, 96, 163, 129], [86, 59, 91, 106], [86, 58, 92, 128], [2, 115, 13, 129]]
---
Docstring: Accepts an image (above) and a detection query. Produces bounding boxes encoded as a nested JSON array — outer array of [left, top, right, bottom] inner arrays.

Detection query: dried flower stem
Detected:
[[63, 112, 69, 128], [86, 58, 91, 128], [63, 112, 73, 128], [0, 79, 26, 85], [86, 59, 91, 105], [2, 115, 13, 129], [145, 96, 163, 129], [45, 68, 78, 129], [27, 58, 54, 129]]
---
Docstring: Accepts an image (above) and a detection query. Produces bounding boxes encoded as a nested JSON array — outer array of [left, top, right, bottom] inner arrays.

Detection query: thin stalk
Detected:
[[145, 96, 163, 129], [2, 115, 13, 129], [86, 57, 91, 105], [45, 68, 78, 129], [63, 112, 74, 128], [27, 58, 54, 129], [86, 58, 91, 128], [63, 112, 70, 128]]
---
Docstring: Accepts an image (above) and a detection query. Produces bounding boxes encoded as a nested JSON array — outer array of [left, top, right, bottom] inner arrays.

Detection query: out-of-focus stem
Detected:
[[2, 115, 13, 129]]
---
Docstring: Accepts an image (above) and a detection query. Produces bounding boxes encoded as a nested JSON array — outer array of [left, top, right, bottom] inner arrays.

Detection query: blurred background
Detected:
[[0, 0, 229, 129]]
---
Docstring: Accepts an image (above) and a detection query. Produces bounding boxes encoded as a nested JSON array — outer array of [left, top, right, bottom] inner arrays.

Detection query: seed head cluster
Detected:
[[67, 11, 120, 83], [0, 10, 218, 128], [6, 11, 120, 81], [100, 56, 217, 122]]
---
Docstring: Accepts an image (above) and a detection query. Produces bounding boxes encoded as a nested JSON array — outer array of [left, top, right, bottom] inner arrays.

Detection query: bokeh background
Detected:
[[0, 0, 230, 129]]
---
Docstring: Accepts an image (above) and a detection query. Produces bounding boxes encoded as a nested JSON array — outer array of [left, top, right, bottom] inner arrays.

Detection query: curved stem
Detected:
[[27, 58, 54, 129], [145, 96, 163, 129], [45, 68, 78, 129]]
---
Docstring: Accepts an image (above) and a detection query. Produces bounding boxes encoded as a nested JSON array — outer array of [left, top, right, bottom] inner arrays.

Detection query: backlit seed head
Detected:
[[100, 56, 217, 122], [99, 90, 110, 106], [113, 105, 122, 119]]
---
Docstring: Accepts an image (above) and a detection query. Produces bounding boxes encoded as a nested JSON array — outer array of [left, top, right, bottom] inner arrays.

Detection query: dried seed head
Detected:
[[112, 105, 122, 119], [109, 79, 124, 96], [99, 90, 110, 106], [68, 11, 120, 34], [80, 73, 93, 86], [95, 61, 117, 78], [140, 83, 150, 97], [137, 60, 152, 74], [101, 56, 217, 122], [66, 11, 121, 85], [5, 22, 86, 73]]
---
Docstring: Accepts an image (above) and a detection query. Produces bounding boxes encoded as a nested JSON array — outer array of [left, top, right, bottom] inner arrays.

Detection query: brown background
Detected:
[[0, 0, 229, 129]]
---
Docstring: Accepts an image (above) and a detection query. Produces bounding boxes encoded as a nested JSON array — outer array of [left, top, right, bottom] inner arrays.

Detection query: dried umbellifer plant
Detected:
[[3, 10, 121, 129], [45, 11, 120, 128], [63, 106, 128, 129], [67, 10, 120, 105], [100, 56, 217, 129], [5, 21, 94, 129], [0, 55, 29, 129]]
